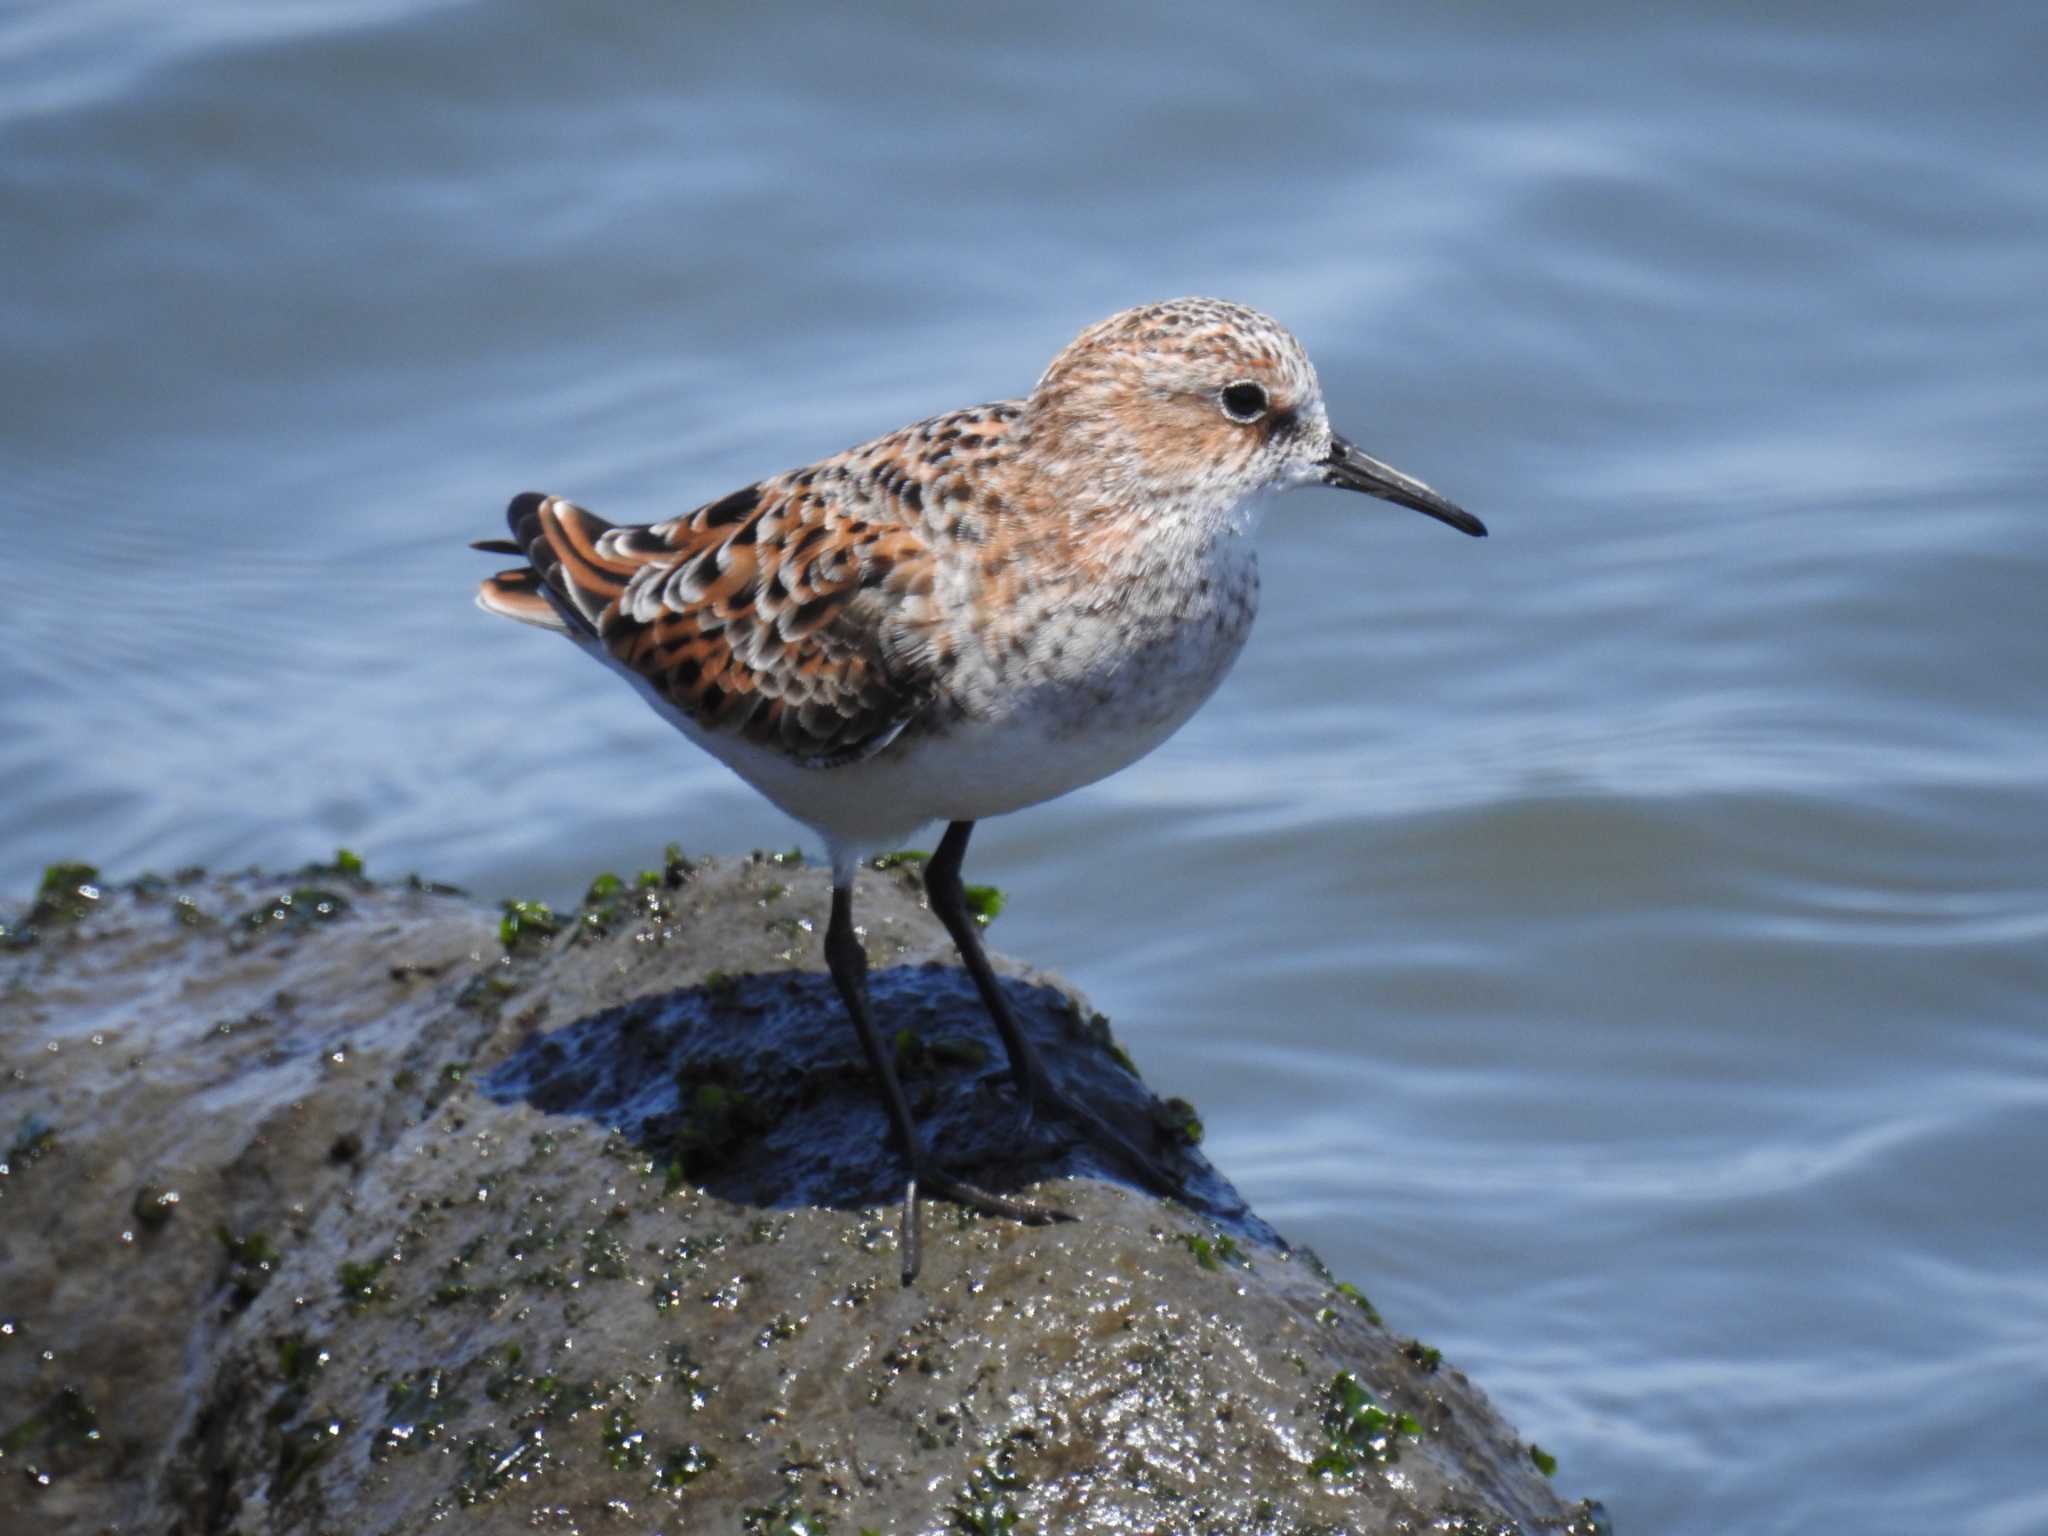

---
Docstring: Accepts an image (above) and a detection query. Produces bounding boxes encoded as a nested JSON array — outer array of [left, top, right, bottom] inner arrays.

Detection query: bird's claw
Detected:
[[1012, 1071, 1190, 1205], [895, 1166, 1073, 1284]]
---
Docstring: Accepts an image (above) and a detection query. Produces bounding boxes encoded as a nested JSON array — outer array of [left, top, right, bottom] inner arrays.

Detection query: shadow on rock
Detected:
[[481, 959, 1265, 1236]]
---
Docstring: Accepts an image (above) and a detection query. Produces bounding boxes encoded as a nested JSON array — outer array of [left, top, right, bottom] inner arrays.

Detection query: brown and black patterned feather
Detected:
[[485, 478, 946, 767]]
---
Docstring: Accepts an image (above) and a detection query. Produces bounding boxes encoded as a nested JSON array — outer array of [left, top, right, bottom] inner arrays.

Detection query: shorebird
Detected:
[[474, 298, 1484, 1279]]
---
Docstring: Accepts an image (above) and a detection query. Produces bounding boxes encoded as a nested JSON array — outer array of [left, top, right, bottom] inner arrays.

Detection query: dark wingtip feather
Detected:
[[507, 491, 547, 536], [470, 538, 523, 555]]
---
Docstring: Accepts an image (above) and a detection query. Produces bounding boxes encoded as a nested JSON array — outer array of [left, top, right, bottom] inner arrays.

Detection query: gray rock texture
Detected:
[[0, 856, 1607, 1535]]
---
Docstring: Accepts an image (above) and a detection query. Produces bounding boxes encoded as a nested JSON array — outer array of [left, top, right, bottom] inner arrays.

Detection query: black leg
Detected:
[[824, 877, 1062, 1283], [925, 821, 1057, 1113], [924, 821, 1187, 1200]]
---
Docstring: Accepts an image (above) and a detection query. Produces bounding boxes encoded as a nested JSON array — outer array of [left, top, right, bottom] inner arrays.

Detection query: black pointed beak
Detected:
[[1322, 434, 1486, 537]]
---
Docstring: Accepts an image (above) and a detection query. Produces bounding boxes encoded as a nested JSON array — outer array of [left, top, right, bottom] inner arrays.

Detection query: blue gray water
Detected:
[[5, 5, 2045, 1529]]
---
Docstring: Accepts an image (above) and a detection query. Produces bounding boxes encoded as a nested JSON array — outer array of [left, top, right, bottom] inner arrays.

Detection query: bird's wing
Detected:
[[480, 477, 944, 768]]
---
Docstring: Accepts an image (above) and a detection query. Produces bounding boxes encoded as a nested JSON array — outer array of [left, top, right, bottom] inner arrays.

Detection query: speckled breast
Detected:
[[925, 531, 1262, 797]]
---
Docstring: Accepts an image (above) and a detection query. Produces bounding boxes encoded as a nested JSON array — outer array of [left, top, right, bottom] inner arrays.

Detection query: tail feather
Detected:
[[475, 565, 567, 631], [474, 491, 639, 639]]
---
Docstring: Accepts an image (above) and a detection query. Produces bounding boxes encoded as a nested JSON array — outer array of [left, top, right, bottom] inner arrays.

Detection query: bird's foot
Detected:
[[1012, 1071, 1192, 1206], [895, 1166, 1072, 1285]]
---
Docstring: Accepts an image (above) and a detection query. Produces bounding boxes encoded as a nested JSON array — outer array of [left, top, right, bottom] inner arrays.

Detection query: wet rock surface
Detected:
[[1, 857, 1605, 1535]]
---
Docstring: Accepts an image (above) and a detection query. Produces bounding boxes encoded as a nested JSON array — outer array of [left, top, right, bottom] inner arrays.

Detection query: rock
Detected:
[[0, 857, 1607, 1535]]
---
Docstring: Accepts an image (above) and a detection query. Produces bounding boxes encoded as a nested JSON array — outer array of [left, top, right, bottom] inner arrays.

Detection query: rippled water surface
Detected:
[[6, 5, 2046, 1529]]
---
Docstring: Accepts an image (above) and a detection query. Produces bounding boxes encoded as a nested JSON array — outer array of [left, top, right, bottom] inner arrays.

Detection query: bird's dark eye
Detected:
[[1220, 381, 1269, 423]]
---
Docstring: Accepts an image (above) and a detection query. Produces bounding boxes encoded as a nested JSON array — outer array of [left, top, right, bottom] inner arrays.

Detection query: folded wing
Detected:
[[476, 482, 942, 768]]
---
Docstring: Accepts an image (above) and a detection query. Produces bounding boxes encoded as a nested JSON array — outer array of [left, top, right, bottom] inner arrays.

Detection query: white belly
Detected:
[[610, 534, 1260, 858]]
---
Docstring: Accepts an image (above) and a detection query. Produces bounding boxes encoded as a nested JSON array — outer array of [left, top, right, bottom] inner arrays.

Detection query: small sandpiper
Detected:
[[474, 298, 1484, 1279]]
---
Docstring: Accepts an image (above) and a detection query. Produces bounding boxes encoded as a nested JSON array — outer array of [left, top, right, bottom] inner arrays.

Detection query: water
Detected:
[[5, 4, 2045, 1529]]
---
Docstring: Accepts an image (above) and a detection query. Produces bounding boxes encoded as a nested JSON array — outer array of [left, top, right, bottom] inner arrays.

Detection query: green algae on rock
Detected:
[[497, 897, 559, 951], [0, 861, 103, 947]]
